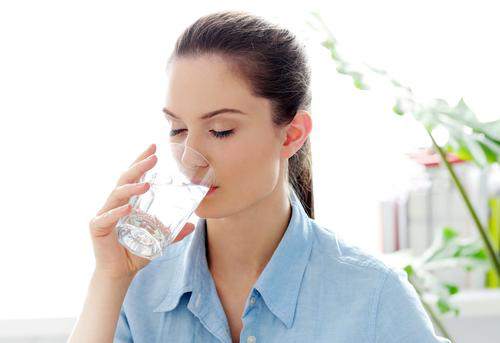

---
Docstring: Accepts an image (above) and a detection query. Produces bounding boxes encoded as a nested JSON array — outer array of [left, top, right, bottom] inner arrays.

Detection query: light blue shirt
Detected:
[[114, 188, 451, 343]]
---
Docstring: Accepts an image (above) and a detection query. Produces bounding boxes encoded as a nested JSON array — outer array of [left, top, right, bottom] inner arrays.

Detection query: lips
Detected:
[[191, 179, 218, 188]]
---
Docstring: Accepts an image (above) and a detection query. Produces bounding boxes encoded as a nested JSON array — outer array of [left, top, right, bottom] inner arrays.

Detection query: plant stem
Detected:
[[427, 129, 500, 280], [408, 275, 454, 341]]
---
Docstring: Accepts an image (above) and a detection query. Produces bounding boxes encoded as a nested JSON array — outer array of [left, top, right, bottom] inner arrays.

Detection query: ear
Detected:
[[280, 111, 313, 159]]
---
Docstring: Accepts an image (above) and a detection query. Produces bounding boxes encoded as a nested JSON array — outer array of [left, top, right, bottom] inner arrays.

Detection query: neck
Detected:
[[205, 183, 292, 284]]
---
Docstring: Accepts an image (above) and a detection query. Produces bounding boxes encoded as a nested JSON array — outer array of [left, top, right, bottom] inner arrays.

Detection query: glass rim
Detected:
[[149, 141, 216, 187]]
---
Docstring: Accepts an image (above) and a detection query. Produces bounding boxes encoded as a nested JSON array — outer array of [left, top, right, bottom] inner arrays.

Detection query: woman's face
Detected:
[[163, 55, 288, 218]]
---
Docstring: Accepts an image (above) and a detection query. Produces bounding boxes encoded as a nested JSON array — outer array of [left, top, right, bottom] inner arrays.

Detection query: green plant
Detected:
[[405, 227, 489, 341], [304, 11, 500, 340]]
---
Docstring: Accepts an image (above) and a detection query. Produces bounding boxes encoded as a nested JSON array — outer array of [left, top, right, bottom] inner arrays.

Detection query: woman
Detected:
[[68, 10, 451, 343]]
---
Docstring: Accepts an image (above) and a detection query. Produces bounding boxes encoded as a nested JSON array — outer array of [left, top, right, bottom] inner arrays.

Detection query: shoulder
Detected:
[[308, 218, 393, 281], [304, 219, 397, 322], [305, 219, 414, 318], [307, 220, 449, 342]]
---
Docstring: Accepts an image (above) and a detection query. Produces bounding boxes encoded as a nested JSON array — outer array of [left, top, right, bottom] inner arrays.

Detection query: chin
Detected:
[[194, 189, 240, 219], [193, 190, 219, 218]]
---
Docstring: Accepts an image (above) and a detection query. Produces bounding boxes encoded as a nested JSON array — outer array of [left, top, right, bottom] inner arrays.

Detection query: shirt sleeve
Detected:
[[113, 306, 133, 343], [374, 267, 453, 343]]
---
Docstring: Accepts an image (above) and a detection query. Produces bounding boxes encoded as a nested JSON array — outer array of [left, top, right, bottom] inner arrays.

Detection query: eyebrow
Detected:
[[162, 107, 246, 120]]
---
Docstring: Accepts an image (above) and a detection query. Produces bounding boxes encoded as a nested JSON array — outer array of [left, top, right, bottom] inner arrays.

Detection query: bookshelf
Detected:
[[378, 148, 500, 289]]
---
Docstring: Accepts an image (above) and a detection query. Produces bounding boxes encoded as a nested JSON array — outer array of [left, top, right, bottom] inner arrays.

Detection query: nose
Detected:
[[180, 145, 209, 169], [179, 134, 209, 169], [179, 143, 214, 186], [168, 132, 213, 186]]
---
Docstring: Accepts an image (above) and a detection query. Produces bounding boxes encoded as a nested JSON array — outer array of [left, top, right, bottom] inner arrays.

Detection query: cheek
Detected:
[[215, 134, 280, 189]]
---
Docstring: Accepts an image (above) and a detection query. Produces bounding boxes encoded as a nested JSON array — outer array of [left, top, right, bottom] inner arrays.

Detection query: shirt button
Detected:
[[247, 336, 256, 343], [249, 296, 256, 304]]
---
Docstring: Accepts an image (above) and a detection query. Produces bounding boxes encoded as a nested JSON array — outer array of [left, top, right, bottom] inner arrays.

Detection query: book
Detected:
[[396, 191, 409, 250], [406, 183, 431, 256], [380, 199, 397, 253]]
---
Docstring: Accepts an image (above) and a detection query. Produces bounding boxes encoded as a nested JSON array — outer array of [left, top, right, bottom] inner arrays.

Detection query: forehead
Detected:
[[164, 55, 268, 118]]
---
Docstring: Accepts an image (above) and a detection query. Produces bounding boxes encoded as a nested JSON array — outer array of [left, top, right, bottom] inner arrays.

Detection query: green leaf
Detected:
[[404, 264, 414, 276], [308, 12, 337, 43], [393, 97, 414, 116], [336, 63, 354, 75], [452, 97, 479, 124], [429, 98, 450, 112], [348, 71, 363, 80], [364, 63, 387, 75], [437, 298, 451, 313], [330, 50, 340, 60], [393, 104, 404, 115], [445, 133, 461, 153], [476, 135, 500, 154], [461, 133, 488, 168], [391, 79, 403, 87], [435, 98, 482, 134], [452, 136, 474, 161], [481, 119, 500, 143], [443, 283, 459, 295], [442, 227, 459, 241], [321, 40, 334, 50], [457, 241, 488, 260], [477, 139, 498, 163], [353, 78, 369, 90], [420, 109, 439, 131], [471, 249, 488, 260]]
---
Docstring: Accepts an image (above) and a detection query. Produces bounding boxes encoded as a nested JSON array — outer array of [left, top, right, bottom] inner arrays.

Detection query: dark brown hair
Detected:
[[167, 10, 314, 219]]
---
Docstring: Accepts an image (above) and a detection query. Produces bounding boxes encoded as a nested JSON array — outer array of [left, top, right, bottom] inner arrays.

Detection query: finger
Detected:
[[90, 203, 132, 238], [115, 153, 158, 188], [97, 182, 150, 217], [129, 143, 156, 168], [173, 223, 195, 242]]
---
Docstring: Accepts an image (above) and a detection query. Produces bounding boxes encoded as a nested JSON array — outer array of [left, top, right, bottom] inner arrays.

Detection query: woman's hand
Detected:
[[88, 143, 195, 280]]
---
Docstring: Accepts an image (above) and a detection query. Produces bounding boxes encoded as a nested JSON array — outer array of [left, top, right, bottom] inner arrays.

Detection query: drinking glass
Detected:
[[116, 140, 216, 260]]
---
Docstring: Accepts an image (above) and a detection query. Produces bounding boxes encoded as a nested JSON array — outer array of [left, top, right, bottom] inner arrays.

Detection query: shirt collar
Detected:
[[253, 188, 314, 328], [153, 187, 314, 329]]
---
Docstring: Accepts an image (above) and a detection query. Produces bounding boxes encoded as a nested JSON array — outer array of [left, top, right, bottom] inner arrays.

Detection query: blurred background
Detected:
[[0, 0, 499, 342]]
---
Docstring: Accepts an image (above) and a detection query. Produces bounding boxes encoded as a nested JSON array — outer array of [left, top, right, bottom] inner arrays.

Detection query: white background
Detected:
[[1, 0, 499, 320]]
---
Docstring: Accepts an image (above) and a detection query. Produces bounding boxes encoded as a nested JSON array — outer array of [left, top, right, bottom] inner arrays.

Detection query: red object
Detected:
[[207, 186, 218, 195], [406, 148, 466, 168]]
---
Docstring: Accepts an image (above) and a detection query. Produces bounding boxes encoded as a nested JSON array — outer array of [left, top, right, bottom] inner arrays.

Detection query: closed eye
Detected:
[[169, 129, 234, 139]]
